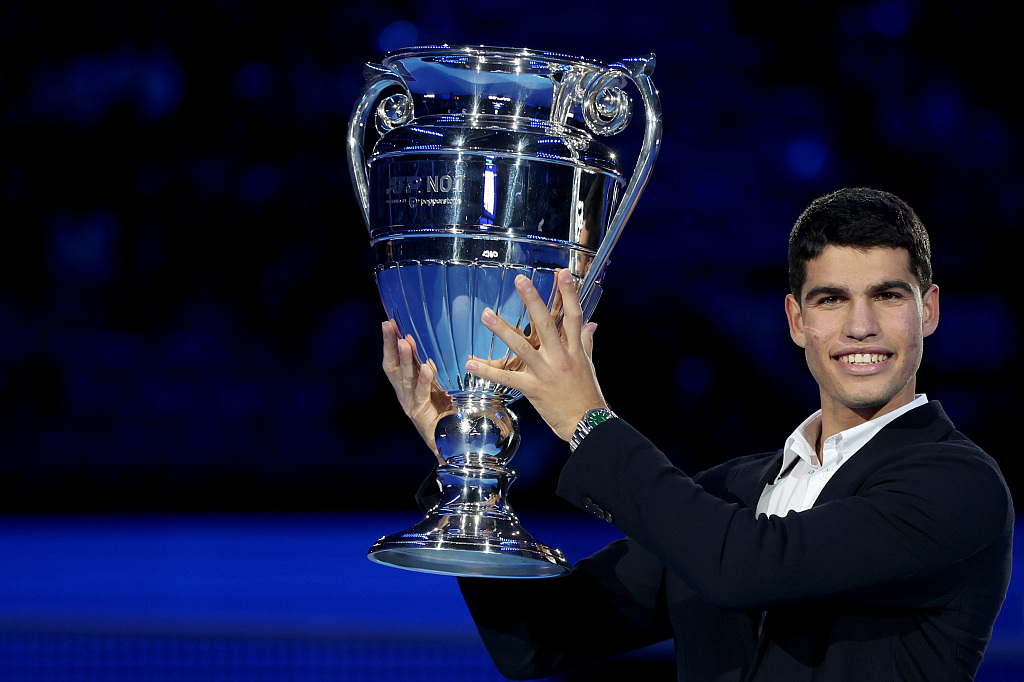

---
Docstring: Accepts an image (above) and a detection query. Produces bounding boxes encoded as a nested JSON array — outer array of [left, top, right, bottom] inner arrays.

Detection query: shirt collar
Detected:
[[778, 394, 929, 481]]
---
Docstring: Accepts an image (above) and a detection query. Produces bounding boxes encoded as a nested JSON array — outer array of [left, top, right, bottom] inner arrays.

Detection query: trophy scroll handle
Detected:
[[346, 63, 413, 232], [578, 54, 664, 305]]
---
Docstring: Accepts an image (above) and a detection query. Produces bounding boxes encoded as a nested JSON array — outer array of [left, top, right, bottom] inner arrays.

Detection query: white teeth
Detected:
[[839, 353, 889, 365]]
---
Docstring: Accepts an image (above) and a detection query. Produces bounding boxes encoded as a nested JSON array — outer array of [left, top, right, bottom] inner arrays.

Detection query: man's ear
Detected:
[[922, 284, 940, 337], [785, 294, 806, 348]]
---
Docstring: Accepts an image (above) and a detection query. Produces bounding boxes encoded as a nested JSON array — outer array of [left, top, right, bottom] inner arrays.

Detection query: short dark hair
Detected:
[[788, 187, 933, 300]]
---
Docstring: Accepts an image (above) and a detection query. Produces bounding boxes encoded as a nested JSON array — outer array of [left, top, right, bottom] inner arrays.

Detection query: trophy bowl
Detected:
[[347, 44, 662, 577]]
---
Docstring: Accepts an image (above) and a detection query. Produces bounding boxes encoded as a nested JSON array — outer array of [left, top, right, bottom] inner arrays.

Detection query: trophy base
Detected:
[[368, 400, 570, 578], [367, 513, 571, 578]]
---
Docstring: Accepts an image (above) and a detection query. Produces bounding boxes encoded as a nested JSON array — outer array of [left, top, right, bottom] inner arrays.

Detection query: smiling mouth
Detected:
[[837, 353, 891, 365]]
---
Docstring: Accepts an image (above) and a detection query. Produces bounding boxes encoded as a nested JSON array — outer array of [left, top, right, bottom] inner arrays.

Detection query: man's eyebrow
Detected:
[[803, 285, 849, 303], [869, 279, 916, 295]]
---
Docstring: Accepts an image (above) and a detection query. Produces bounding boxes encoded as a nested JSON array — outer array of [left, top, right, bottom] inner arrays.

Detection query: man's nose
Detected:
[[844, 298, 880, 339]]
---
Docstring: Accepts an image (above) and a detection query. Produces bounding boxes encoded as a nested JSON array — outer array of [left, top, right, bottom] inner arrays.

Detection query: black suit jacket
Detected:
[[458, 401, 1013, 681]]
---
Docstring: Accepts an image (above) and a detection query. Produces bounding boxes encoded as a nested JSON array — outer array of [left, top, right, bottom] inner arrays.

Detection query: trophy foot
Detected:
[[367, 513, 571, 578], [367, 453, 571, 578], [367, 397, 570, 577]]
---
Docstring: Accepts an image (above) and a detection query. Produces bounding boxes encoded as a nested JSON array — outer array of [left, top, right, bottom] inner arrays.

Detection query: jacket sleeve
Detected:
[[557, 418, 1012, 611], [457, 536, 672, 680]]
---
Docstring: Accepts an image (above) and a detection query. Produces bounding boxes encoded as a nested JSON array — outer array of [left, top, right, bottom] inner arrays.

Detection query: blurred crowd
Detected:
[[1, 1, 1019, 512]]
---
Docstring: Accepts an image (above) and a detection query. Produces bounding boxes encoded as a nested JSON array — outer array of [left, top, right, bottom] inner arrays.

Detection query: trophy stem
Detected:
[[367, 396, 571, 578]]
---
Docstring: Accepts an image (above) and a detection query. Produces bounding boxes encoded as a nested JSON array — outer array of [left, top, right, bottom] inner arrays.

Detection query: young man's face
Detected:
[[785, 245, 940, 427]]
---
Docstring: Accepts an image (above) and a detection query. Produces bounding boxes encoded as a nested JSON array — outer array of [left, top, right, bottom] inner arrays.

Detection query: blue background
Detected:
[[1, 1, 1020, 679]]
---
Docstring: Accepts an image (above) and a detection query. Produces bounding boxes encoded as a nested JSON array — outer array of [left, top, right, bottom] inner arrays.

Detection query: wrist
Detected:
[[569, 407, 618, 453]]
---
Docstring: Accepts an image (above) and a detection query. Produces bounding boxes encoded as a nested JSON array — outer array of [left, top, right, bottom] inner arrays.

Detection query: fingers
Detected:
[[556, 269, 585, 352], [382, 319, 398, 358], [474, 269, 587, 369], [465, 356, 525, 391], [382, 321, 427, 398], [380, 320, 452, 462], [382, 319, 402, 379], [398, 335, 420, 389], [510, 269, 585, 355], [414, 360, 435, 406], [514, 274, 563, 349], [480, 307, 537, 364], [582, 322, 597, 357]]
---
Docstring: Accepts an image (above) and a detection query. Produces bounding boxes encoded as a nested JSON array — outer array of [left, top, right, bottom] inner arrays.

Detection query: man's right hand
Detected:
[[381, 319, 453, 464]]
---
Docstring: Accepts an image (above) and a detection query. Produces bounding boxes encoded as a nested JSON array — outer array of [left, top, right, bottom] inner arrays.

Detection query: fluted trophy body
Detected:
[[348, 45, 661, 577]]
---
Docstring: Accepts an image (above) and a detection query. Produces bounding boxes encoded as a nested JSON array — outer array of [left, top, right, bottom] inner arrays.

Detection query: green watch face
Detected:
[[571, 409, 616, 453], [585, 409, 614, 428]]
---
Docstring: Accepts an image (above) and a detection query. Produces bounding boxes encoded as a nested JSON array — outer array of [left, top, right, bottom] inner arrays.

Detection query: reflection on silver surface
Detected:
[[348, 45, 662, 577]]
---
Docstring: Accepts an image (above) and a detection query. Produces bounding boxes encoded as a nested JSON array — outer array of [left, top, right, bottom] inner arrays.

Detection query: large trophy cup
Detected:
[[347, 45, 662, 578]]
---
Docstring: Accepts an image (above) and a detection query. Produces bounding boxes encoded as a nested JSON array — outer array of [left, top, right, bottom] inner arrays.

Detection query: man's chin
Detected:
[[843, 396, 890, 410], [838, 386, 914, 413]]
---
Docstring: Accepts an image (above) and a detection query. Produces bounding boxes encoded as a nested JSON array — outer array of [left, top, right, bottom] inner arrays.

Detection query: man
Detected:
[[381, 187, 1013, 681]]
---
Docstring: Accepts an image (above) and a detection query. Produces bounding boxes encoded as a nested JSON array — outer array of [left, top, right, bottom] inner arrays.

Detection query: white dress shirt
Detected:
[[756, 395, 928, 517]]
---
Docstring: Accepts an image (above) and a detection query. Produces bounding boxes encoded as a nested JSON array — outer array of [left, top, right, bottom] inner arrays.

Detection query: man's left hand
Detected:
[[466, 268, 608, 442]]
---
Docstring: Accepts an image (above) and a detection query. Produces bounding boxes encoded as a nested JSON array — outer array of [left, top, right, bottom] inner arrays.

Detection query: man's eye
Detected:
[[819, 296, 842, 306], [877, 291, 901, 301]]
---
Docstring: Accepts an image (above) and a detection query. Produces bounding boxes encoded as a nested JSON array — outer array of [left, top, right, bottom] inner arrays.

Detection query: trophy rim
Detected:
[[381, 44, 608, 70]]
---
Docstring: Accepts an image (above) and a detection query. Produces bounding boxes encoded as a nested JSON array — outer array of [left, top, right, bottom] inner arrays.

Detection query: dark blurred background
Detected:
[[2, 0, 1020, 514], [0, 1, 1020, 679]]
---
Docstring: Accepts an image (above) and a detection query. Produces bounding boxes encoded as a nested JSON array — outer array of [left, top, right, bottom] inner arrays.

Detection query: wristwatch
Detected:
[[569, 408, 618, 453]]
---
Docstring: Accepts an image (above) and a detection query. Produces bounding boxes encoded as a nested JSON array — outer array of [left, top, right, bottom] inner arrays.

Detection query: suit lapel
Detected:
[[731, 452, 786, 510], [813, 401, 954, 506]]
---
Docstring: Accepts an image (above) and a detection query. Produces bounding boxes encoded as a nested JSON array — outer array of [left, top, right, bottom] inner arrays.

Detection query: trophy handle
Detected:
[[579, 55, 663, 303], [346, 62, 413, 232]]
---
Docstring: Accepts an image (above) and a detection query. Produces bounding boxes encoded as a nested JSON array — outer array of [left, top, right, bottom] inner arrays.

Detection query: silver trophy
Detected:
[[348, 45, 662, 578]]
